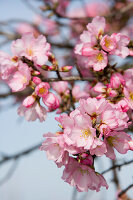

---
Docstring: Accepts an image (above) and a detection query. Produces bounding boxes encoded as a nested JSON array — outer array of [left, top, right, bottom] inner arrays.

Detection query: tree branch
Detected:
[[0, 142, 41, 166], [118, 183, 133, 198], [102, 159, 133, 175]]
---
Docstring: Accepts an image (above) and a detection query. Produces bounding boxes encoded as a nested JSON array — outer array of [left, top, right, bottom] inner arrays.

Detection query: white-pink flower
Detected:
[[43, 92, 60, 111], [62, 158, 108, 192], [8, 61, 31, 92], [0, 51, 18, 80], [109, 33, 129, 58], [35, 82, 50, 98], [12, 33, 51, 66], [18, 101, 47, 122], [104, 131, 132, 159], [100, 35, 116, 52]]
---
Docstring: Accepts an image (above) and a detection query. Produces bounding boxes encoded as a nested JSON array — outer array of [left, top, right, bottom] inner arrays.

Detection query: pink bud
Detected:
[[32, 70, 40, 75], [108, 89, 117, 97], [43, 92, 59, 110], [35, 82, 50, 98], [48, 65, 57, 71], [61, 66, 73, 72], [32, 77, 42, 85], [41, 65, 49, 70], [110, 73, 125, 89], [23, 95, 36, 108]]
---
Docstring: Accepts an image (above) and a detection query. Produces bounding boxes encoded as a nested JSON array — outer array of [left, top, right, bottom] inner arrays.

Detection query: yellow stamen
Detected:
[[81, 128, 91, 140], [107, 136, 118, 146], [79, 168, 89, 175], [39, 87, 47, 95], [105, 38, 111, 48], [26, 48, 33, 56], [22, 76, 27, 84], [11, 56, 18, 63], [129, 92, 133, 100], [96, 53, 103, 62]]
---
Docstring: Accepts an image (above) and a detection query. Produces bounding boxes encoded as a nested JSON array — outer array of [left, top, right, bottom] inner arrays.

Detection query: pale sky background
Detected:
[[0, 0, 133, 200]]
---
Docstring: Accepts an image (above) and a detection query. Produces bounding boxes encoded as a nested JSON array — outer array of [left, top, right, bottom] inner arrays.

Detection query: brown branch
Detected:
[[0, 142, 41, 166], [102, 159, 133, 175], [118, 183, 133, 198], [41, 76, 93, 82], [111, 160, 120, 190]]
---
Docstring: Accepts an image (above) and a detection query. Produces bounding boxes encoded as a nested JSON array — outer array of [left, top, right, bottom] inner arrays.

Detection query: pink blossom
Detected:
[[104, 131, 131, 159], [72, 85, 89, 100], [22, 95, 36, 108], [90, 138, 107, 156], [85, 2, 110, 17], [86, 16, 105, 38], [109, 33, 129, 58], [110, 73, 125, 89], [86, 50, 108, 71], [100, 35, 116, 52], [80, 154, 93, 166], [124, 68, 133, 86], [40, 132, 69, 166], [43, 92, 59, 110], [32, 77, 41, 85], [55, 113, 74, 130], [62, 158, 108, 192], [12, 33, 51, 66], [8, 61, 31, 92], [67, 113, 96, 149], [79, 98, 108, 117], [128, 141, 133, 150], [0, 51, 18, 80], [52, 81, 69, 94], [16, 23, 39, 37], [35, 82, 50, 98], [124, 85, 133, 109], [18, 101, 47, 122], [117, 99, 129, 112]]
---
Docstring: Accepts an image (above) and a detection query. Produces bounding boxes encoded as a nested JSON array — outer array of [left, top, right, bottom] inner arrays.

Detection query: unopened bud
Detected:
[[31, 70, 40, 76], [61, 66, 73, 72], [23, 95, 36, 108], [41, 65, 49, 70], [48, 65, 57, 71], [32, 77, 41, 85]]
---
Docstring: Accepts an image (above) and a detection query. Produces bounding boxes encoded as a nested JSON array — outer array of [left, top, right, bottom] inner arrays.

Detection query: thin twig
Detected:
[[0, 159, 19, 185], [0, 142, 41, 166], [118, 183, 133, 197], [75, 63, 83, 78], [102, 159, 133, 175]]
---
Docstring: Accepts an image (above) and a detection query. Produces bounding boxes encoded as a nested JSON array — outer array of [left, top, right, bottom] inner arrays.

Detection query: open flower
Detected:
[[12, 33, 51, 66]]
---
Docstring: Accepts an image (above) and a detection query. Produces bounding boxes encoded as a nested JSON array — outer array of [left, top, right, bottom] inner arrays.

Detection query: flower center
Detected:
[[39, 87, 47, 95], [11, 56, 18, 63], [96, 53, 103, 62], [107, 136, 117, 146], [81, 128, 91, 139], [26, 48, 33, 56], [22, 76, 27, 84], [105, 38, 111, 48], [129, 92, 133, 100], [79, 168, 89, 175]]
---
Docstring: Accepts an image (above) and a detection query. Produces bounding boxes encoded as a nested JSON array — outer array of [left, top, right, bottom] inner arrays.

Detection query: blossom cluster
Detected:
[[0, 14, 133, 195], [75, 16, 130, 71], [0, 33, 60, 122], [41, 97, 133, 192]]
